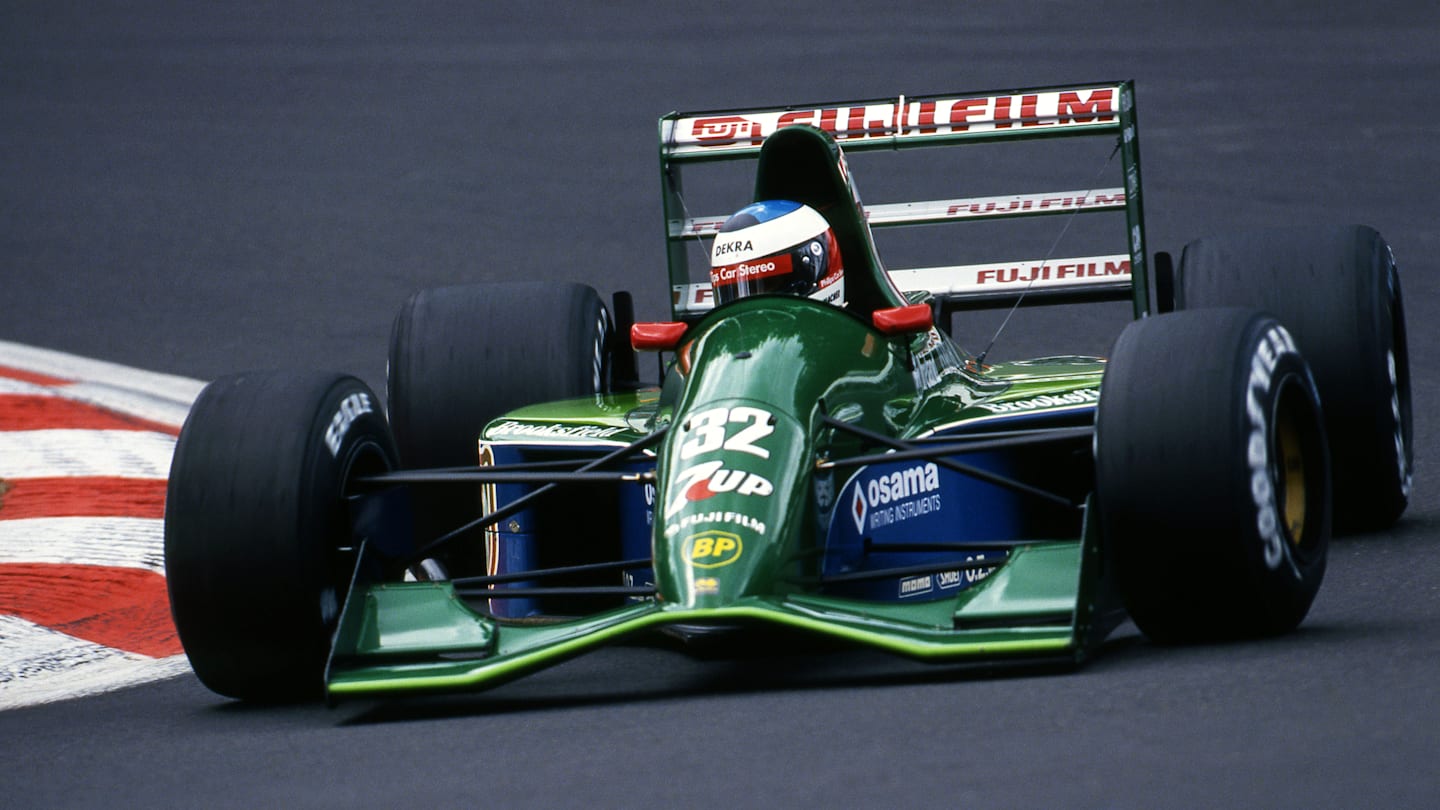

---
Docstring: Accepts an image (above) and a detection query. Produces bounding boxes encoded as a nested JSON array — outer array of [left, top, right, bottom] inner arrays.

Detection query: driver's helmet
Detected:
[[708, 200, 844, 307]]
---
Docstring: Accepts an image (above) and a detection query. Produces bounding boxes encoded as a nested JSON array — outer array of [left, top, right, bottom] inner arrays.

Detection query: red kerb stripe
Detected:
[[0, 365, 73, 387], [0, 562, 182, 658], [0, 477, 168, 520], [0, 394, 181, 435]]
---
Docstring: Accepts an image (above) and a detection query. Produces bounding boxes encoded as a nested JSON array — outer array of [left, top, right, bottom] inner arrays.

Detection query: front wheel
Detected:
[[164, 371, 397, 701], [1096, 308, 1331, 643]]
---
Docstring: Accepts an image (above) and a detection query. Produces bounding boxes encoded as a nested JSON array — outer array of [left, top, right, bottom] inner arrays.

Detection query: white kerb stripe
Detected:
[[0, 429, 176, 479], [0, 339, 206, 407], [0, 378, 192, 429], [55, 382, 195, 428], [0, 615, 190, 711], [0, 517, 166, 573]]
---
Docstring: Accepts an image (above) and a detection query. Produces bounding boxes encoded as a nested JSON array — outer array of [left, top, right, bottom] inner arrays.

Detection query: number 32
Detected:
[[679, 406, 773, 460]]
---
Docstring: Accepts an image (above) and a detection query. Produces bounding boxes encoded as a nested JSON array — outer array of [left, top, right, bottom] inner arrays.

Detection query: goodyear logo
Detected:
[[684, 531, 743, 569]]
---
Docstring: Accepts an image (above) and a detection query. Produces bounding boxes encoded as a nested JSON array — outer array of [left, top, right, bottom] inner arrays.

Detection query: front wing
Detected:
[[324, 509, 1120, 699]]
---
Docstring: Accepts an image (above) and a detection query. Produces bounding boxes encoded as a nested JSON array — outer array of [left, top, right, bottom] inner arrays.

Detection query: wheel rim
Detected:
[[1270, 374, 1326, 560], [1274, 398, 1307, 545]]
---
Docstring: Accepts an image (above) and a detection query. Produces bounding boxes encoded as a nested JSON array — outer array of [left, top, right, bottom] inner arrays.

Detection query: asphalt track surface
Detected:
[[3, 2, 1438, 807]]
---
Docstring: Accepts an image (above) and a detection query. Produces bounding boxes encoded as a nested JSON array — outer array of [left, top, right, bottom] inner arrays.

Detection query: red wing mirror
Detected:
[[872, 303, 933, 335], [631, 321, 688, 351]]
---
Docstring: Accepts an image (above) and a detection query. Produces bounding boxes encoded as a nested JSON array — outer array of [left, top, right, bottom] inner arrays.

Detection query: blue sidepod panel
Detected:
[[819, 453, 1021, 602], [482, 443, 656, 618]]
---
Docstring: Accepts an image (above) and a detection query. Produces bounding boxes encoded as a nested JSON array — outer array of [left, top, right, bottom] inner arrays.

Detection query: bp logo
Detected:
[[684, 531, 743, 568]]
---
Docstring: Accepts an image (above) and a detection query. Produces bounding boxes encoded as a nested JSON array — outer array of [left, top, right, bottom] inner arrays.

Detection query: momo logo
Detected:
[[684, 531, 743, 569], [899, 575, 933, 598]]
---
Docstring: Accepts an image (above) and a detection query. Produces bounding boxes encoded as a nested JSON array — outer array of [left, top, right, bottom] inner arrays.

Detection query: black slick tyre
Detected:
[[388, 281, 612, 468], [164, 371, 396, 701], [1176, 225, 1410, 531], [1096, 309, 1330, 642], [387, 282, 612, 569]]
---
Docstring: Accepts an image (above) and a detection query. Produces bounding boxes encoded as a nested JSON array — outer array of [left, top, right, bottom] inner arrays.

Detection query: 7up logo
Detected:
[[664, 460, 773, 519]]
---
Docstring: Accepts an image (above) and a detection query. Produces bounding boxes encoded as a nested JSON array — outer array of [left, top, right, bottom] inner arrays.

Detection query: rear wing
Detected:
[[658, 81, 1150, 320]]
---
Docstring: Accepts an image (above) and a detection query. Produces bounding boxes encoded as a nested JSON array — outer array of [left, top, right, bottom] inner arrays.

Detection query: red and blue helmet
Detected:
[[708, 200, 844, 307]]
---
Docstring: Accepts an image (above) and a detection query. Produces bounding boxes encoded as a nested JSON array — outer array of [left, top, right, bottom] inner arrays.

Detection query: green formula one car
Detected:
[[164, 81, 1412, 701]]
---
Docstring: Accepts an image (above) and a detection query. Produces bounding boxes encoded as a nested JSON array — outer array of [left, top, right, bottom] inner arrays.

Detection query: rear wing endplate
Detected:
[[658, 81, 1149, 319]]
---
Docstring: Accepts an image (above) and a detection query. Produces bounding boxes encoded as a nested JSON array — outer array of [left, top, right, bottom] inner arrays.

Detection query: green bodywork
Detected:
[[327, 300, 1118, 698], [329, 536, 1106, 696], [326, 84, 1143, 699]]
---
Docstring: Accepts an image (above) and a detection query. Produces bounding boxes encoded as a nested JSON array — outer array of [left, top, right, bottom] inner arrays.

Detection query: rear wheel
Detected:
[[165, 371, 396, 700], [1176, 225, 1410, 531], [1096, 308, 1330, 642], [387, 282, 613, 569]]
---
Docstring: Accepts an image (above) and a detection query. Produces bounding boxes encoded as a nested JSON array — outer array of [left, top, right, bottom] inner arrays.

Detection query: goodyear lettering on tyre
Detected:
[[1389, 348, 1411, 499], [1384, 257, 1412, 501], [1245, 324, 1301, 577], [324, 392, 373, 456]]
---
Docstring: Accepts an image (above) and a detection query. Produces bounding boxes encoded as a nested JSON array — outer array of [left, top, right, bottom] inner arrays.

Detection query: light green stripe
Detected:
[[328, 599, 1075, 696]]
